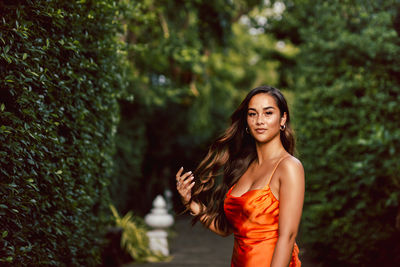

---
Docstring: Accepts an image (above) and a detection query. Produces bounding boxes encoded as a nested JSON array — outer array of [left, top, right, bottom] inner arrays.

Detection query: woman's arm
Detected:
[[271, 158, 305, 267], [176, 167, 233, 237]]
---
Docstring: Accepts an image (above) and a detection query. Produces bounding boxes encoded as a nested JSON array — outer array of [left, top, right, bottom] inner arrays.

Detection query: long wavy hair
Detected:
[[189, 86, 295, 232]]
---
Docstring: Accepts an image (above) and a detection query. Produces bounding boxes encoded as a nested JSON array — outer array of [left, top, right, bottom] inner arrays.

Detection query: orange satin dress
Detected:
[[224, 156, 301, 267]]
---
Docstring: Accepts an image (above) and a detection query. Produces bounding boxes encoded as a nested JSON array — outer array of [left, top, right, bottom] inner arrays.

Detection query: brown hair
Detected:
[[189, 86, 295, 232]]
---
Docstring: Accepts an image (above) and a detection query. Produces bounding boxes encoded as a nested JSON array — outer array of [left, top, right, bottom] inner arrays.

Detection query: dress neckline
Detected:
[[227, 155, 290, 201], [227, 184, 280, 203]]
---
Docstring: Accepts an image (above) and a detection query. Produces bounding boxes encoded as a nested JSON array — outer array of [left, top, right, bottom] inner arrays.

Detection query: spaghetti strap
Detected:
[[266, 155, 290, 186]]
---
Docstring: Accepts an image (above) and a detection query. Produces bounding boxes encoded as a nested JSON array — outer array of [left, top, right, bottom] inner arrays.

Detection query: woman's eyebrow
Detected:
[[248, 106, 275, 111]]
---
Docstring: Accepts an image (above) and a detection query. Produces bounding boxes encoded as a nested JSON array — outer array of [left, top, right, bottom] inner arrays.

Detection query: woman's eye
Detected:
[[265, 112, 273, 115], [248, 113, 256, 117]]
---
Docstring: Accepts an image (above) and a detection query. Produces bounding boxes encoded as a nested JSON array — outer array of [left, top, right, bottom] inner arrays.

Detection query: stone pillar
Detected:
[[144, 195, 174, 256]]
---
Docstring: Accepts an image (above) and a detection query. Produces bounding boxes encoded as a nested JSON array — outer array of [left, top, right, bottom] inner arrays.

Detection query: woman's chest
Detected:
[[224, 188, 280, 229], [230, 166, 273, 197]]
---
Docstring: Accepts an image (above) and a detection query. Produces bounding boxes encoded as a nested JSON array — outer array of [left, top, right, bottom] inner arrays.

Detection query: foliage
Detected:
[[0, 0, 127, 265], [109, 205, 168, 263], [112, 0, 296, 215], [272, 0, 400, 265]]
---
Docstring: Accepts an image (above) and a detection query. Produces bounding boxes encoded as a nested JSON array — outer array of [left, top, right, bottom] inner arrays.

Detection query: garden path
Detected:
[[128, 215, 321, 267]]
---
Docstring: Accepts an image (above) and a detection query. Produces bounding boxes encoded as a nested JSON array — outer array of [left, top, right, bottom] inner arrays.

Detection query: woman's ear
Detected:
[[280, 112, 287, 126]]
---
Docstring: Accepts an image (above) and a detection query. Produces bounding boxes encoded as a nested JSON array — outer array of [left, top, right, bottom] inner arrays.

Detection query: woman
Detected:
[[176, 86, 304, 267]]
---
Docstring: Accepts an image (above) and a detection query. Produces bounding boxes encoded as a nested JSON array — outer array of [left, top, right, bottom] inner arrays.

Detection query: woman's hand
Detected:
[[175, 167, 195, 205], [175, 167, 232, 237]]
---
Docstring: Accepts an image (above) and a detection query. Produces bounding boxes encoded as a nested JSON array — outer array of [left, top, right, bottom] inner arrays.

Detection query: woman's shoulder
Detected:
[[278, 154, 304, 180], [281, 154, 302, 167]]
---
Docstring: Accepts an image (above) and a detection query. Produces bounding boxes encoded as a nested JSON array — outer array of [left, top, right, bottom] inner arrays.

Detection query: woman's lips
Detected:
[[255, 128, 267, 134]]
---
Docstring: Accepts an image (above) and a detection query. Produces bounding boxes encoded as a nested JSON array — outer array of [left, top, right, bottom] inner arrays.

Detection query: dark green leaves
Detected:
[[275, 0, 400, 265], [1, 0, 127, 265]]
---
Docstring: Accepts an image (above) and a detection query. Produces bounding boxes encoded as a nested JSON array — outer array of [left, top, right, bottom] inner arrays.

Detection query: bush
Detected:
[[0, 0, 127, 265], [109, 205, 167, 263], [290, 1, 400, 265]]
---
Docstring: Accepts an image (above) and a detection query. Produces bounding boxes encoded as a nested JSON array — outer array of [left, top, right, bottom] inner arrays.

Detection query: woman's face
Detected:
[[246, 93, 286, 143]]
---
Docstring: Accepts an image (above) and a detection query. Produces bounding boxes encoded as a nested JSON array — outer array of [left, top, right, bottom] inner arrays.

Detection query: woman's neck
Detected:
[[254, 136, 286, 165]]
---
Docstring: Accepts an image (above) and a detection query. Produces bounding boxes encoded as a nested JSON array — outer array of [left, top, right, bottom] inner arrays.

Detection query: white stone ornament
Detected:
[[144, 195, 174, 256]]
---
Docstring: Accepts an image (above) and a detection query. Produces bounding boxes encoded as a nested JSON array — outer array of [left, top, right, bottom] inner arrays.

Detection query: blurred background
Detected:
[[1, 0, 399, 266]]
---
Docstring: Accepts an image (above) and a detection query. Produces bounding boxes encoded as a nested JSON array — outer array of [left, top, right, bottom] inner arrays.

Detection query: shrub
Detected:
[[0, 0, 127, 265], [290, 1, 400, 265], [109, 205, 168, 263]]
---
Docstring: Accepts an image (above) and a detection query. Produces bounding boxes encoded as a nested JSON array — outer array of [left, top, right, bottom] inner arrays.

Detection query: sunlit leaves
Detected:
[[112, 0, 289, 216]]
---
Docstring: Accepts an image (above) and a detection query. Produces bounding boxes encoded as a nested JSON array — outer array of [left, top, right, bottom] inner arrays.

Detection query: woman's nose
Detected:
[[256, 114, 265, 124]]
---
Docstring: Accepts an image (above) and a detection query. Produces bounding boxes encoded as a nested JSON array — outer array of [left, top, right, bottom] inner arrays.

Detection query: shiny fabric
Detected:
[[224, 157, 301, 267]]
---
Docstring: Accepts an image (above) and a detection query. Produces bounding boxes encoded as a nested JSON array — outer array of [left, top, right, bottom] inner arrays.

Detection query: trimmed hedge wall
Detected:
[[292, 1, 400, 266], [0, 0, 127, 265]]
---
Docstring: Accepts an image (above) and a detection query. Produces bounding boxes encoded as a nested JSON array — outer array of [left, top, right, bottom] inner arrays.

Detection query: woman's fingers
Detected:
[[187, 181, 194, 193], [183, 175, 194, 185], [177, 175, 194, 191], [176, 169, 193, 184], [176, 172, 195, 203], [176, 167, 183, 178], [175, 167, 196, 205]]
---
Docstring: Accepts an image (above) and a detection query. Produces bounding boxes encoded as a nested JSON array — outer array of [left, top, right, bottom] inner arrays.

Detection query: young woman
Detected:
[[176, 86, 304, 267]]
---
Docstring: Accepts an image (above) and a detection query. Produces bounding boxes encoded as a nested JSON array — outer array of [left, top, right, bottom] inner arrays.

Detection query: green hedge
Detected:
[[291, 1, 400, 265], [0, 0, 127, 265]]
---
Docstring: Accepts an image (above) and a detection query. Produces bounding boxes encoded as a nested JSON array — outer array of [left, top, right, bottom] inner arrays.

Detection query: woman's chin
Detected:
[[253, 136, 271, 143], [252, 132, 280, 144]]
